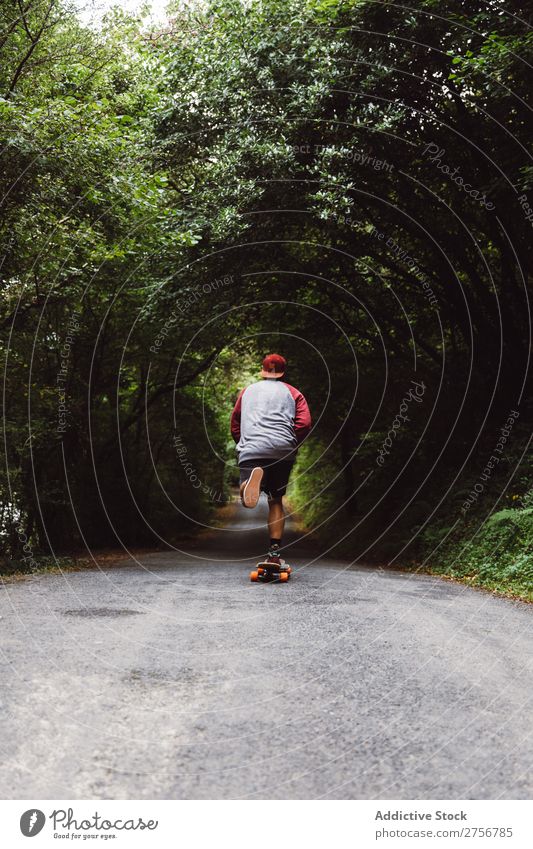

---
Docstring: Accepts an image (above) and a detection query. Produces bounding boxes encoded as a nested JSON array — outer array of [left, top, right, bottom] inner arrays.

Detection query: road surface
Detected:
[[1, 498, 531, 799]]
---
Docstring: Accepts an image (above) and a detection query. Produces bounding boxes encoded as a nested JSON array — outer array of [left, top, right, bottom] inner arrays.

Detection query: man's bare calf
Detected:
[[268, 496, 285, 541]]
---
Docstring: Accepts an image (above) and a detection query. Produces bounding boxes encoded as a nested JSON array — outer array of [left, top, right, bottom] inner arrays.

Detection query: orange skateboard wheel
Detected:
[[250, 571, 259, 581], [279, 572, 289, 582]]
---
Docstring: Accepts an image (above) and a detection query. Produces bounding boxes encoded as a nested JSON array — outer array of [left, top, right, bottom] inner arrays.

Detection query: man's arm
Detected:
[[230, 389, 245, 443], [285, 384, 312, 444], [294, 391, 312, 443]]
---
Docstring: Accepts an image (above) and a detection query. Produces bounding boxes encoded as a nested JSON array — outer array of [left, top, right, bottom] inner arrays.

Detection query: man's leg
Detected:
[[239, 462, 264, 508], [268, 496, 285, 542], [264, 458, 294, 561], [264, 496, 288, 569]]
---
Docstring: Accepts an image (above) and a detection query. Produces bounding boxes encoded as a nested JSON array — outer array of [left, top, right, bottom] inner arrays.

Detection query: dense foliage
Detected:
[[1, 0, 531, 593]]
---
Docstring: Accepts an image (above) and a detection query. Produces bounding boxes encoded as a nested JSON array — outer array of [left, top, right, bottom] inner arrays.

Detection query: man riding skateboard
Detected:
[[230, 353, 312, 569]]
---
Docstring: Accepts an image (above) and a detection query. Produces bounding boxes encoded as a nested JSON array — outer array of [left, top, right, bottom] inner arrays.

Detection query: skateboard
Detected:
[[250, 562, 292, 583]]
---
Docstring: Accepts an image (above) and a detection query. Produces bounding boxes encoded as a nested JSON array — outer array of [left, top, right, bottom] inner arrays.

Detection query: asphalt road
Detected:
[[1, 498, 532, 800]]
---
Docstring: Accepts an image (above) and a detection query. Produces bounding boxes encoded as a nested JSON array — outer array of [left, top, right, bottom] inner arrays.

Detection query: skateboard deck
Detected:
[[250, 562, 292, 583]]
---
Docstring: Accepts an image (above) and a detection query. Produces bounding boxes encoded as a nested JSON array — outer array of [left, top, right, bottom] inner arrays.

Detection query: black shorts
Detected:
[[239, 456, 295, 499]]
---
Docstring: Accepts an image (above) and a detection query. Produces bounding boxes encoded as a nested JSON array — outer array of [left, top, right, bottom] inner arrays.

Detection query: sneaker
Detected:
[[265, 546, 285, 568], [241, 467, 263, 508]]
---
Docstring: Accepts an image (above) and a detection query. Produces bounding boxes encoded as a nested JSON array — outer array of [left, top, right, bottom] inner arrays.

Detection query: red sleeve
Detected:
[[230, 388, 245, 443], [285, 383, 312, 444]]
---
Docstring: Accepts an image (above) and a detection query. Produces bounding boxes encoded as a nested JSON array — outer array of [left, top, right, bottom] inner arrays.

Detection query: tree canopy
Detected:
[[1, 0, 531, 576]]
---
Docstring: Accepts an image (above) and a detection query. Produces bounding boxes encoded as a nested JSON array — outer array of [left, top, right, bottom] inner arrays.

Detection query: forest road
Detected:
[[1, 498, 532, 800]]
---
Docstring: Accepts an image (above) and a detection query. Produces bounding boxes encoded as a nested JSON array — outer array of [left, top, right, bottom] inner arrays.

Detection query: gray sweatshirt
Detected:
[[230, 379, 312, 463]]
